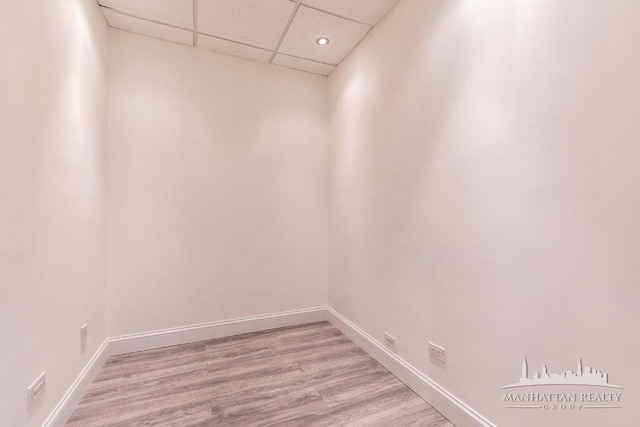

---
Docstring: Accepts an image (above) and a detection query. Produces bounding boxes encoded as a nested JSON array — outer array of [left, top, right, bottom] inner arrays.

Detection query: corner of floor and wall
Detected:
[[3, 0, 640, 426]]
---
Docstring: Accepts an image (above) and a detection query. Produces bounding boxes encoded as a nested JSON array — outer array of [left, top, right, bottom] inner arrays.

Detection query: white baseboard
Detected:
[[326, 307, 496, 427], [107, 307, 327, 356], [43, 339, 110, 427], [44, 306, 494, 427], [43, 306, 327, 426]]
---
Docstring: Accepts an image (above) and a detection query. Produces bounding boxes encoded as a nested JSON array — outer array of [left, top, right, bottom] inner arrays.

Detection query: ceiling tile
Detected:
[[272, 54, 335, 76], [279, 6, 370, 65], [102, 8, 194, 46], [198, 34, 272, 63], [197, 0, 295, 51], [301, 0, 399, 25], [98, 0, 194, 29]]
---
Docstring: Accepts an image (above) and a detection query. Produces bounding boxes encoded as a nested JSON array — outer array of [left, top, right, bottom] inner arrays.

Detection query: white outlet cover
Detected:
[[81, 323, 88, 351], [384, 333, 396, 347], [428, 342, 446, 364], [27, 372, 46, 411]]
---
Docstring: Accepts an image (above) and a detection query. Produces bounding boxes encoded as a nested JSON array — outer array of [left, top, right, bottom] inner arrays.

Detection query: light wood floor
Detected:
[[67, 322, 453, 426]]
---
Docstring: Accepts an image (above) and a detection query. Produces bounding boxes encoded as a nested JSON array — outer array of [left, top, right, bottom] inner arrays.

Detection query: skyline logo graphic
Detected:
[[502, 355, 624, 411], [503, 355, 622, 389]]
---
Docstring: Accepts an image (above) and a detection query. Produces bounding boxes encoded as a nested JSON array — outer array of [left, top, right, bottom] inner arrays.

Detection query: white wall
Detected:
[[107, 30, 328, 336], [4, 1, 639, 425], [328, 1, 640, 426], [0, 0, 109, 425]]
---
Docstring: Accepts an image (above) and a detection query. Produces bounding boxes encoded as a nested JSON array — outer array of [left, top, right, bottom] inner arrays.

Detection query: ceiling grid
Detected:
[[193, 0, 198, 47], [97, 0, 399, 76]]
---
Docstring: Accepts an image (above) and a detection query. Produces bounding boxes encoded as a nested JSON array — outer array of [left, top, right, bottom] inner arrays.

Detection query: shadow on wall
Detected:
[[327, 0, 468, 324]]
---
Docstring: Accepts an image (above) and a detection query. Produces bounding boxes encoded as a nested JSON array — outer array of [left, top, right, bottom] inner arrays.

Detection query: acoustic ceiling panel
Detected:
[[102, 8, 194, 46], [278, 6, 370, 65], [98, 0, 194, 29], [96, 0, 399, 76], [198, 34, 273, 63], [301, 0, 399, 25], [197, 0, 296, 51], [272, 54, 335, 76]]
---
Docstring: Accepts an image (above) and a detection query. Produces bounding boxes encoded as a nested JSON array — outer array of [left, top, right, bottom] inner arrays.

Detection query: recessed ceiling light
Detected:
[[316, 37, 329, 46]]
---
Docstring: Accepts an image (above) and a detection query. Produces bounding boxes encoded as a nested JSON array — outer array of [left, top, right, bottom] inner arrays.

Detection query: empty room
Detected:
[[1, 0, 638, 426]]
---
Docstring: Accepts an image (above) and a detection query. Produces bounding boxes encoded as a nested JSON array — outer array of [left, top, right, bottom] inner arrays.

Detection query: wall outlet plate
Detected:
[[27, 371, 46, 411], [428, 341, 446, 364], [81, 323, 88, 352], [384, 333, 396, 349]]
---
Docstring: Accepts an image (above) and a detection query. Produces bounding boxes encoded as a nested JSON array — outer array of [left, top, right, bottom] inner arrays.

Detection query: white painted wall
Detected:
[[0, 0, 109, 425], [328, 1, 640, 426], [107, 30, 328, 336], [4, 0, 639, 425]]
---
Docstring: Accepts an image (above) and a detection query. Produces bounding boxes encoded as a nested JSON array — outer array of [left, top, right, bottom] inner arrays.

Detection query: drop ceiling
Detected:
[[97, 0, 399, 76]]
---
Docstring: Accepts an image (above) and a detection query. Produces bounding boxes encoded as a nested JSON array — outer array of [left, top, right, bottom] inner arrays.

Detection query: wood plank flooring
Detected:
[[67, 322, 454, 426]]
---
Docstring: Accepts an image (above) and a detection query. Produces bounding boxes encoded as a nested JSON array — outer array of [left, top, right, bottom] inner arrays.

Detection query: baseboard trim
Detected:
[[43, 306, 327, 426], [326, 307, 496, 427], [44, 306, 494, 427], [107, 307, 328, 356], [42, 339, 110, 427]]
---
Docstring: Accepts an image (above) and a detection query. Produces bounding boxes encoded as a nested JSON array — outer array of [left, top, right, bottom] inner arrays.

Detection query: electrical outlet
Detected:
[[384, 333, 396, 349], [27, 372, 46, 411], [428, 342, 446, 364], [81, 324, 88, 352]]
